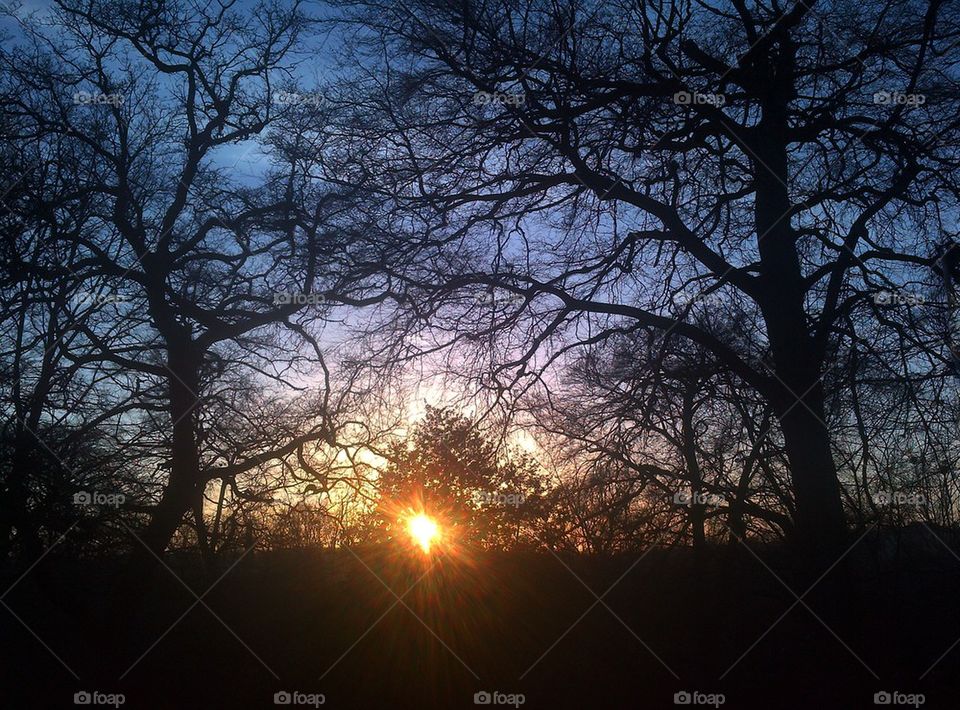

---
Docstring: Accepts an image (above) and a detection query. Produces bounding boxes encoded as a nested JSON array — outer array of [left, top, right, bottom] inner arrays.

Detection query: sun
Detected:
[[406, 513, 441, 553]]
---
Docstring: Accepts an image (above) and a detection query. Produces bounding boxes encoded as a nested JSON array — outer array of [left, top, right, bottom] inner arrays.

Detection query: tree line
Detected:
[[1, 0, 959, 590]]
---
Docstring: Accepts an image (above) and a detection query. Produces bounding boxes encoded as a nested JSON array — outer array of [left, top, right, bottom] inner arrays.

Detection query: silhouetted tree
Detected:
[[374, 407, 545, 549], [0, 0, 401, 592], [329, 0, 960, 553]]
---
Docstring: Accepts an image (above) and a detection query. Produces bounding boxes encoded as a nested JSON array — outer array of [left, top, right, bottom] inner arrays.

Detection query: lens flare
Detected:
[[407, 513, 440, 553]]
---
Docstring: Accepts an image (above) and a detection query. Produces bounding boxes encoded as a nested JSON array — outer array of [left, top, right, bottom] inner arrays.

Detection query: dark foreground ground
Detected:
[[1, 532, 959, 709]]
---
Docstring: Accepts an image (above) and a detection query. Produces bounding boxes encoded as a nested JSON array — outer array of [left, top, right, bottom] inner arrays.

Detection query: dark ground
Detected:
[[1, 535, 958, 709]]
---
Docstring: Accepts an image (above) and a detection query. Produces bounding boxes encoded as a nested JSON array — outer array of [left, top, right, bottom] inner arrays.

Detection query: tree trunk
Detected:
[[680, 384, 706, 549], [193, 492, 214, 573], [775, 386, 846, 552], [759, 249, 847, 553], [118, 341, 203, 603], [749, 36, 847, 555]]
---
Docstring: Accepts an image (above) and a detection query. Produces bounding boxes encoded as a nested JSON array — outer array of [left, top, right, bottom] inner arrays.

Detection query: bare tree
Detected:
[[0, 0, 402, 591], [326, 0, 960, 552], [541, 326, 792, 549]]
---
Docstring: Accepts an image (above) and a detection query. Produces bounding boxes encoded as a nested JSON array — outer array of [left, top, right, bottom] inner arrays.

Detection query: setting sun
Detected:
[[407, 513, 440, 553]]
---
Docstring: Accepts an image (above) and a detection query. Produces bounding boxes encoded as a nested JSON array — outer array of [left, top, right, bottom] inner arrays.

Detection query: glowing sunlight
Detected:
[[406, 513, 441, 553]]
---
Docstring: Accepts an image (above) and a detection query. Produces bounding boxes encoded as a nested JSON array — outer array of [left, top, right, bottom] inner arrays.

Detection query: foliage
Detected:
[[373, 407, 546, 549]]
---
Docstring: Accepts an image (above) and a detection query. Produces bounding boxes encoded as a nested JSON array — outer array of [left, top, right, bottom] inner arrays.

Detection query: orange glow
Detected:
[[406, 513, 440, 553]]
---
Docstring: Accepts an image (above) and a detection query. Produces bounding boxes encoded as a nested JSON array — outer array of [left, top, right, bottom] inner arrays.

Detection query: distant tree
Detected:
[[543, 327, 793, 550], [373, 407, 545, 549]]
